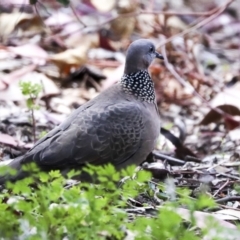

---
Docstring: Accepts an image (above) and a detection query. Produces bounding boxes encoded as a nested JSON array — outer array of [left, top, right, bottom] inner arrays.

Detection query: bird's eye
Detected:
[[149, 46, 154, 52]]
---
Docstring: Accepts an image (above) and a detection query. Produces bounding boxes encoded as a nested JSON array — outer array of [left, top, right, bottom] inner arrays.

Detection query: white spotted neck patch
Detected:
[[120, 70, 155, 103]]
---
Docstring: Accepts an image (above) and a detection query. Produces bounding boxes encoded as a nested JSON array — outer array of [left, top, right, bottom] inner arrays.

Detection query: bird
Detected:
[[0, 39, 163, 184]]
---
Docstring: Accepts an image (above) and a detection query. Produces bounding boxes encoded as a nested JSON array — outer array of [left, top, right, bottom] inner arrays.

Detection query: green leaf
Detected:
[[56, 0, 70, 6]]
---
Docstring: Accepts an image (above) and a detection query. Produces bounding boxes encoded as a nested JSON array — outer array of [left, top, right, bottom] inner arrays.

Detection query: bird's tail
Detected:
[[0, 156, 26, 185]]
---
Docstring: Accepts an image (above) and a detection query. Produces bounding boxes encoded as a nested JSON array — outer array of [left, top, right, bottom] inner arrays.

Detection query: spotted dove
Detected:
[[0, 39, 163, 183]]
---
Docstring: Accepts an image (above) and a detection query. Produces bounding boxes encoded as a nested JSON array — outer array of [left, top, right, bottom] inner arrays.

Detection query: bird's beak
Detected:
[[155, 52, 164, 60]]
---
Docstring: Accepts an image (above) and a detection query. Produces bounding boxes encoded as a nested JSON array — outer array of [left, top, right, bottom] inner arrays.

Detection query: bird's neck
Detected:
[[120, 70, 156, 103]]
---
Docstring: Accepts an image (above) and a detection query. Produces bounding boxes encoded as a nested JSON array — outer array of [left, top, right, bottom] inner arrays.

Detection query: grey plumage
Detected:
[[0, 39, 163, 183]]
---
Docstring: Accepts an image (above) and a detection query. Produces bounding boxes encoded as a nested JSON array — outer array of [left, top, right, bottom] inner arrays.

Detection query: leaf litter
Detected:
[[0, 0, 240, 236]]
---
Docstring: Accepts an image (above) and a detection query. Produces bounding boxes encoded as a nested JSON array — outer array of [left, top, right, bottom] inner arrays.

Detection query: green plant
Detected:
[[19, 81, 42, 143], [0, 163, 235, 240]]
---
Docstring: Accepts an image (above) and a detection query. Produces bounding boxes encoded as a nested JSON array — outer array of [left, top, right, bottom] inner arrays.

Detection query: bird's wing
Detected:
[[31, 101, 95, 148], [22, 101, 144, 168]]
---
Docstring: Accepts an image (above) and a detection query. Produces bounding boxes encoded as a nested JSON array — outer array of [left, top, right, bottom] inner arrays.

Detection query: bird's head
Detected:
[[124, 39, 163, 75]]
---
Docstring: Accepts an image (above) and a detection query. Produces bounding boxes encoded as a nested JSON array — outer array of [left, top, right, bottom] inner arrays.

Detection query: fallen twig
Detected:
[[152, 151, 185, 165]]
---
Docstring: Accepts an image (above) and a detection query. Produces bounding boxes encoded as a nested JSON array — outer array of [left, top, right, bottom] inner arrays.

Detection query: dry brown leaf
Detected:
[[0, 80, 7, 90], [17, 15, 45, 34], [136, 14, 156, 37], [229, 129, 240, 141], [214, 209, 240, 220], [8, 44, 48, 65], [200, 105, 240, 125], [0, 64, 37, 91], [177, 208, 239, 240], [0, 12, 45, 39], [0, 70, 60, 101], [50, 47, 88, 65], [90, 0, 116, 12], [29, 72, 60, 98], [109, 0, 138, 40], [160, 15, 188, 31], [0, 133, 25, 148], [158, 76, 191, 101], [0, 12, 28, 37], [200, 87, 240, 129], [45, 11, 74, 26], [213, 165, 230, 174], [158, 207, 237, 230], [110, 17, 136, 40], [49, 34, 99, 76]]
